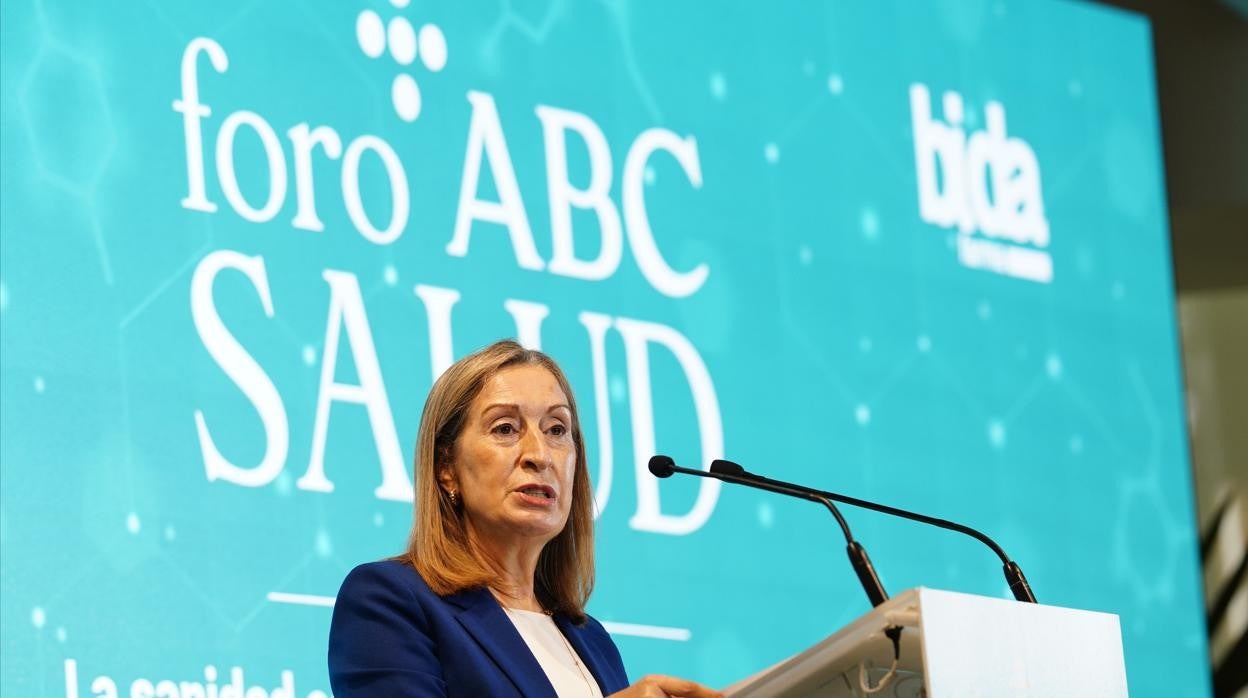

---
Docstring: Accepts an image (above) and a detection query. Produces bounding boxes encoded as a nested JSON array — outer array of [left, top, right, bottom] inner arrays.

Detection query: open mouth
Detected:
[[516, 485, 556, 500]]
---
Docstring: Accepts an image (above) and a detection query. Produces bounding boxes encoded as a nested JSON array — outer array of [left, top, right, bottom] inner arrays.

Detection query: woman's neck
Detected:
[[467, 525, 547, 612]]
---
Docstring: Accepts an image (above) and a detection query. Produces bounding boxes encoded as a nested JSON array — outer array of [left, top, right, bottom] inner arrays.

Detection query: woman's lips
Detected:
[[514, 484, 556, 506]]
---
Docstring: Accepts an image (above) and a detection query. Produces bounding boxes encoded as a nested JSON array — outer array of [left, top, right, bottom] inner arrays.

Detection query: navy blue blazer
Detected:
[[328, 560, 630, 697]]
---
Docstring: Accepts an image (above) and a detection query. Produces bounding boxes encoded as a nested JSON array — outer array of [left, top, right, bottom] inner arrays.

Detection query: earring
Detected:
[[448, 489, 459, 507]]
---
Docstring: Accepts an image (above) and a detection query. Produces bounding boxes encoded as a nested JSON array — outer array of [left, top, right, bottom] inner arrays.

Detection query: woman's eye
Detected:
[[494, 423, 516, 435], [549, 424, 567, 437]]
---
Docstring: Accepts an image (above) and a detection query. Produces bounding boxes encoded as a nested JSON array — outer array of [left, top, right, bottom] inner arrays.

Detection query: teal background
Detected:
[[0, 0, 1208, 695]]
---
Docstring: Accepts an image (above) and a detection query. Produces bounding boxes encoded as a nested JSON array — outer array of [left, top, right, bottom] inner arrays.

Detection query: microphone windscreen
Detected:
[[648, 455, 676, 478], [710, 459, 746, 476]]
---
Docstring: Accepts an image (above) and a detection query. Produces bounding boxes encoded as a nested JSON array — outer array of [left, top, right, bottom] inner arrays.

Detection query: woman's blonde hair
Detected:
[[401, 339, 595, 622]]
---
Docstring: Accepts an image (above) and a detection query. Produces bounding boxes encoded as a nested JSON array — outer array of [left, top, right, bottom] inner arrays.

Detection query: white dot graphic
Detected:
[[356, 11, 386, 59], [1069, 79, 1083, 97], [644, 165, 656, 186], [827, 74, 843, 94], [861, 208, 879, 239], [302, 345, 316, 366], [757, 501, 774, 529], [609, 375, 627, 403], [1046, 354, 1063, 379], [988, 420, 1006, 449], [383, 265, 398, 286], [56, 627, 67, 643], [33, 376, 45, 393], [126, 512, 140, 535], [32, 607, 46, 629], [855, 404, 871, 426], [1070, 435, 1084, 454], [373, 512, 384, 527], [917, 334, 932, 353], [859, 336, 873, 353], [977, 300, 992, 320], [388, 17, 417, 65], [764, 143, 780, 164], [276, 471, 293, 496], [164, 525, 176, 542], [798, 245, 813, 265], [392, 74, 422, 122], [709, 72, 727, 100], [419, 24, 447, 72], [315, 530, 333, 558], [390, 0, 410, 7]]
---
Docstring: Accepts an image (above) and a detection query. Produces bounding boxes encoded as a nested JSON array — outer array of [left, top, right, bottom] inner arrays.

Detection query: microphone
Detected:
[[710, 459, 1037, 603], [648, 456, 677, 478], [648, 455, 890, 607]]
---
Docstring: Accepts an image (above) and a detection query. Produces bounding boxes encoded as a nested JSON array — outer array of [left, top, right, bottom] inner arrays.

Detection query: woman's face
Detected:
[[446, 364, 577, 549]]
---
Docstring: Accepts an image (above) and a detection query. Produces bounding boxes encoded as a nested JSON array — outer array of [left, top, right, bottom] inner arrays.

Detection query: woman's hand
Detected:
[[608, 674, 724, 698]]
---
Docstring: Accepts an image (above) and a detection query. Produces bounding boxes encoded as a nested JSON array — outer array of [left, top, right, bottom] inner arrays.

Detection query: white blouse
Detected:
[[502, 607, 605, 698]]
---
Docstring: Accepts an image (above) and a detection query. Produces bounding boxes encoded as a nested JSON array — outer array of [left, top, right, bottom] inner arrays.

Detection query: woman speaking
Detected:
[[328, 340, 721, 697]]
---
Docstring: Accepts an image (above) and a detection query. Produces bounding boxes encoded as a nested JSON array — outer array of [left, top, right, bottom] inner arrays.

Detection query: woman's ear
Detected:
[[436, 464, 456, 494]]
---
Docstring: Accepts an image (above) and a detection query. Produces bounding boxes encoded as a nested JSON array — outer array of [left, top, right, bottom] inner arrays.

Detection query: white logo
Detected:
[[355, 6, 448, 122], [910, 83, 1052, 283]]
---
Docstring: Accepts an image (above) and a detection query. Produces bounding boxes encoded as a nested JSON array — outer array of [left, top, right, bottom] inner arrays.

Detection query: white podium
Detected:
[[725, 588, 1127, 697]]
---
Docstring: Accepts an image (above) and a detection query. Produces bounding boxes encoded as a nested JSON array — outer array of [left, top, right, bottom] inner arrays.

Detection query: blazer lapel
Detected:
[[554, 615, 618, 695], [449, 588, 557, 698]]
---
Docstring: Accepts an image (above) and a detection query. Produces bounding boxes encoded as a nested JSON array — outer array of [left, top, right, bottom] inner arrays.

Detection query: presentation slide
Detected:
[[1, 0, 1207, 695]]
